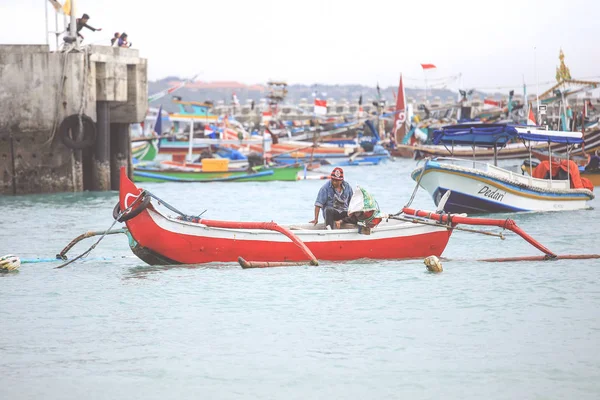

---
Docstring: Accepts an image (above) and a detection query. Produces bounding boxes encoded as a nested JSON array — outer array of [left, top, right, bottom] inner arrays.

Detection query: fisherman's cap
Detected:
[[331, 167, 344, 181]]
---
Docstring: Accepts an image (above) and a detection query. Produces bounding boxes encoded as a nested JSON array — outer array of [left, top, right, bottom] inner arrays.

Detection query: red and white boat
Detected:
[[118, 168, 452, 265], [117, 168, 567, 267]]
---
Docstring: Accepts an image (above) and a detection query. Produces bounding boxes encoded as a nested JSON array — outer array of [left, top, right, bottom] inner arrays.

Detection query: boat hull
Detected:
[[412, 162, 594, 214], [407, 142, 547, 161], [133, 166, 303, 182], [131, 140, 158, 161]]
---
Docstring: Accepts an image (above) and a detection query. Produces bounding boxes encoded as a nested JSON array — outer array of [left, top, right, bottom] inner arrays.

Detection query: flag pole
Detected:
[[45, 0, 49, 46], [522, 74, 527, 125], [534, 46, 540, 123], [56, 5, 60, 51], [424, 70, 428, 104], [69, 1, 79, 47]]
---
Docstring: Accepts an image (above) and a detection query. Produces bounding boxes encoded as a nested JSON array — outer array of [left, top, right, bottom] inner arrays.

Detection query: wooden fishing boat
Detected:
[[412, 124, 595, 213], [402, 126, 599, 161], [273, 151, 390, 166], [118, 168, 453, 264], [131, 139, 159, 161], [538, 128, 600, 157], [397, 140, 548, 161], [133, 164, 305, 182], [116, 167, 569, 266]]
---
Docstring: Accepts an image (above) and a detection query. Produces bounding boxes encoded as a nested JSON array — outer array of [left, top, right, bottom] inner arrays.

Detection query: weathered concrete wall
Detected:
[[0, 44, 147, 194]]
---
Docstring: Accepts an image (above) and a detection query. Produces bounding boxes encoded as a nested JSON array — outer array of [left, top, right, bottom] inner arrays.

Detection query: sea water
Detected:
[[1, 158, 599, 399]]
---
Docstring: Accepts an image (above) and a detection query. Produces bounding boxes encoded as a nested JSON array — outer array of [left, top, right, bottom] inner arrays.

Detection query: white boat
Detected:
[[411, 123, 595, 214]]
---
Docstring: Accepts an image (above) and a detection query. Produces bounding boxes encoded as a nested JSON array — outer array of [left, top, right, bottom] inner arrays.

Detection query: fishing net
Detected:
[[348, 186, 383, 228]]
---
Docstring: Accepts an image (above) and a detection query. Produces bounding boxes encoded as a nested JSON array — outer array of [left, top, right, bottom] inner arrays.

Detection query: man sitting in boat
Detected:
[[310, 167, 355, 230]]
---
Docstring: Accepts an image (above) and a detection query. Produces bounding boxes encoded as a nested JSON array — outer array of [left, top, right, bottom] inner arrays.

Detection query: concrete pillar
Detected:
[[93, 101, 111, 191], [110, 123, 130, 190]]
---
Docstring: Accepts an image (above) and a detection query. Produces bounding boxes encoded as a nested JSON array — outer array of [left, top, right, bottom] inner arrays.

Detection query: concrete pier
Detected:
[[110, 123, 131, 191], [94, 101, 111, 191], [0, 45, 147, 195]]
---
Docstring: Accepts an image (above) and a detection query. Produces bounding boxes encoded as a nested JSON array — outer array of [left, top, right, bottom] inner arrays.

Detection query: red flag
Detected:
[[484, 99, 500, 108], [420, 63, 436, 70], [314, 99, 327, 115], [392, 74, 407, 143], [261, 111, 273, 122], [527, 104, 537, 126]]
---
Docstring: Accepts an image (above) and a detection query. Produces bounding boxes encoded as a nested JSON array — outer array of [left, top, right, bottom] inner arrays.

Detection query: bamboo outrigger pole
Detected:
[[191, 219, 319, 268]]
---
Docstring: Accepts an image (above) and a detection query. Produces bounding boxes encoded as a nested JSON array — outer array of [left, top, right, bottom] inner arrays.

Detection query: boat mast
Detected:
[[548, 140, 553, 184], [187, 119, 194, 162], [535, 46, 540, 122]]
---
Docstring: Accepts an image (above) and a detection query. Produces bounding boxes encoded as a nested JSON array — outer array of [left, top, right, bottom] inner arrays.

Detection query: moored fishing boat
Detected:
[[404, 140, 547, 161], [411, 123, 595, 213], [131, 139, 158, 161], [133, 164, 305, 182], [119, 168, 453, 264]]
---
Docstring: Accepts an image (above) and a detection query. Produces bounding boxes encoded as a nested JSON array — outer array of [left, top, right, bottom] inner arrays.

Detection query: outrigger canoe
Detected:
[[119, 168, 453, 265], [117, 167, 564, 266]]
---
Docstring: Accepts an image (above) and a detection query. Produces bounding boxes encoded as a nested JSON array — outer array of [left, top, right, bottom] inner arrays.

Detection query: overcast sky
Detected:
[[1, 0, 598, 93]]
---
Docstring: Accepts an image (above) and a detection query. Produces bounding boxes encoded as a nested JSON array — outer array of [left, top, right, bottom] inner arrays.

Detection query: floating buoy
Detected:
[[424, 255, 442, 273], [0, 254, 21, 272]]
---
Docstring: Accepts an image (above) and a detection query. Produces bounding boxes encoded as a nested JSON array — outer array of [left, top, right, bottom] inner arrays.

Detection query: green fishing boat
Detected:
[[132, 139, 159, 161], [133, 165, 304, 183]]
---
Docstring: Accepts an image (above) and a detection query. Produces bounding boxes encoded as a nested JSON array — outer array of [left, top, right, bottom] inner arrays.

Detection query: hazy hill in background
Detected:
[[148, 78, 504, 113]]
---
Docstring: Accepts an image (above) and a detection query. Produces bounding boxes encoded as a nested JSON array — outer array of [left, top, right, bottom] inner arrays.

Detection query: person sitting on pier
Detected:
[[66, 13, 102, 42], [118, 33, 132, 48], [310, 167, 357, 230], [111, 32, 120, 46]]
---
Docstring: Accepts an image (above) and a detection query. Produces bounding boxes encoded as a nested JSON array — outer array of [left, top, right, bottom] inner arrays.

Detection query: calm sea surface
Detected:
[[1, 158, 599, 399]]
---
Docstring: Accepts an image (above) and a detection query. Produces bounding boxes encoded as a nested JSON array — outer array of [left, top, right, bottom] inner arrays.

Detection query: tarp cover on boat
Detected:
[[432, 123, 517, 147], [348, 186, 383, 228], [514, 127, 583, 144], [532, 160, 594, 191], [433, 123, 584, 147]]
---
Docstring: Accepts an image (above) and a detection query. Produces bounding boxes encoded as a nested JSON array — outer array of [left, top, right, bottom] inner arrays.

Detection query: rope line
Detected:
[[54, 192, 147, 269]]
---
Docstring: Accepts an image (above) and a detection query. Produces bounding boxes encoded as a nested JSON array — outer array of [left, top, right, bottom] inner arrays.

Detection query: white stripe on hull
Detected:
[[148, 209, 448, 243]]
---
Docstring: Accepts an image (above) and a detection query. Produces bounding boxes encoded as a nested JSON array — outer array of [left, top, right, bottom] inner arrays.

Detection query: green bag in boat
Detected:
[[348, 185, 383, 228]]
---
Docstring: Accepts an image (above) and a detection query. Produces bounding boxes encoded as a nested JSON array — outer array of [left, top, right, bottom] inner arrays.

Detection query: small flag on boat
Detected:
[[484, 98, 500, 108], [154, 106, 163, 149], [392, 74, 407, 143], [261, 111, 272, 122], [527, 104, 537, 126], [420, 63, 436, 70], [232, 92, 239, 105], [314, 99, 327, 116]]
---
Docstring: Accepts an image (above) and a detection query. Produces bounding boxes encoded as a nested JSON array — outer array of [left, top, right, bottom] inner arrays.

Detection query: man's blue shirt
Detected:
[[315, 180, 353, 216]]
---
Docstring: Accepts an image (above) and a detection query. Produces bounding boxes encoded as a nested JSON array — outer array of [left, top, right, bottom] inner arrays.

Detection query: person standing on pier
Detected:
[[67, 13, 102, 42], [111, 32, 120, 46]]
